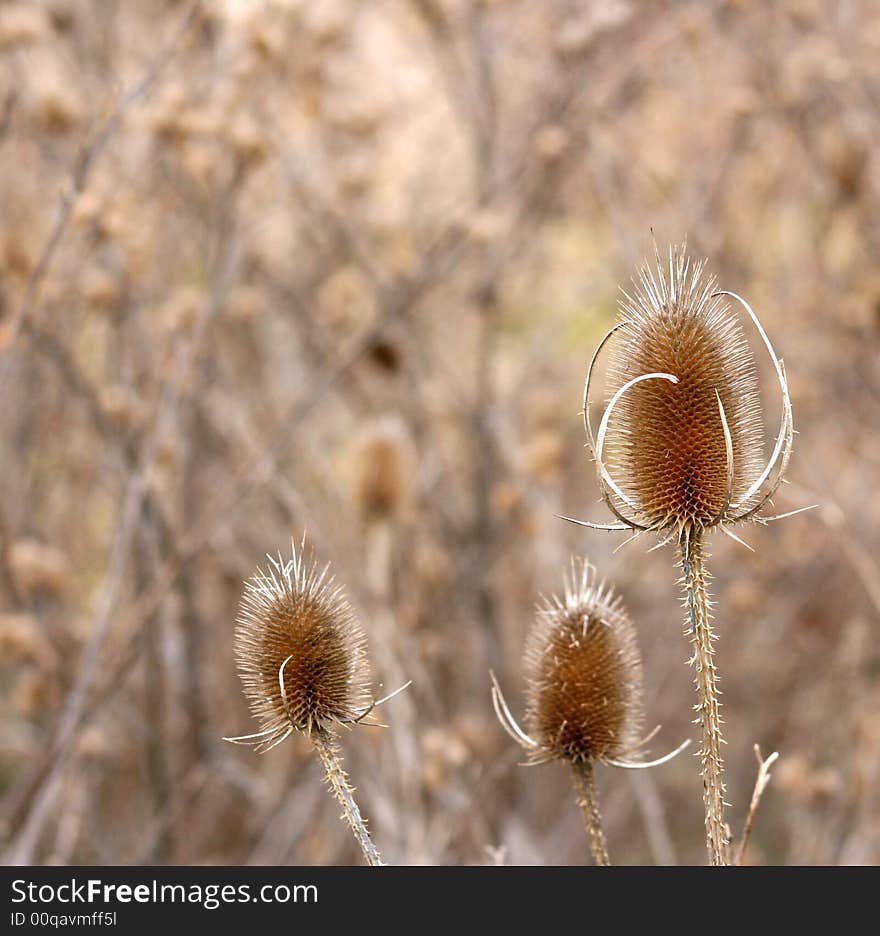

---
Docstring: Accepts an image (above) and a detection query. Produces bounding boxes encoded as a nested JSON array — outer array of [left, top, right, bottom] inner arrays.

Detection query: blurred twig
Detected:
[[0, 1, 204, 370], [3, 169, 239, 864]]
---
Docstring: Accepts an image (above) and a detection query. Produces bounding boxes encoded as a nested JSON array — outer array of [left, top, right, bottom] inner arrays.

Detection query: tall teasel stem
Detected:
[[312, 729, 384, 867], [570, 760, 610, 866], [680, 531, 727, 866]]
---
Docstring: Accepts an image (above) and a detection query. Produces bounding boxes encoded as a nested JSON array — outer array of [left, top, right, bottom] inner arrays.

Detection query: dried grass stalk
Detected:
[[605, 251, 764, 530]]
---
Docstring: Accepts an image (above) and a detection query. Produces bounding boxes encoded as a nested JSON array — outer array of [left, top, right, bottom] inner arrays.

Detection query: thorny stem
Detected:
[[680, 532, 728, 866], [570, 760, 610, 866], [312, 729, 384, 867]]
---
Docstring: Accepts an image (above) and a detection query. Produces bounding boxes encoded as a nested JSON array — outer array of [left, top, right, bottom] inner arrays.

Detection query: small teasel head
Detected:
[[522, 559, 643, 765], [492, 559, 689, 768], [226, 538, 373, 752], [351, 418, 414, 526], [571, 241, 813, 548]]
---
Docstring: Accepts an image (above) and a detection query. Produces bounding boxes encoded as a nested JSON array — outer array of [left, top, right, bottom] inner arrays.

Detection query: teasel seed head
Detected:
[[522, 560, 643, 765], [351, 418, 413, 525], [606, 249, 764, 530], [8, 539, 71, 600], [572, 242, 813, 546], [491, 560, 691, 776], [227, 539, 372, 752]]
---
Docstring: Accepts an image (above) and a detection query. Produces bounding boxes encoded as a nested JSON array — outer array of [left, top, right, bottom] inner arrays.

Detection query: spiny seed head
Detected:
[[604, 244, 765, 533], [233, 540, 372, 751], [524, 560, 644, 765]]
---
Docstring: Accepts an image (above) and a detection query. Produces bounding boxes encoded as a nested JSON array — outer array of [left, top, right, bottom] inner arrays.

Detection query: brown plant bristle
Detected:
[[605, 244, 765, 532], [233, 542, 371, 750], [524, 560, 644, 764]]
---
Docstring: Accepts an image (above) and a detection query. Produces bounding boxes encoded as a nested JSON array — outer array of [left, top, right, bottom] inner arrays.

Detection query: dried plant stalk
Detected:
[[680, 533, 726, 865], [523, 562, 644, 768], [570, 760, 610, 866], [312, 729, 383, 867], [735, 745, 779, 865]]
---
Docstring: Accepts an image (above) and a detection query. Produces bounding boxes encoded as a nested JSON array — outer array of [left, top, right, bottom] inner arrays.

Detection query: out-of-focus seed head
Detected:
[[351, 419, 413, 525], [523, 560, 644, 764], [8, 539, 71, 600], [0, 613, 58, 669], [232, 540, 372, 751], [604, 245, 765, 533]]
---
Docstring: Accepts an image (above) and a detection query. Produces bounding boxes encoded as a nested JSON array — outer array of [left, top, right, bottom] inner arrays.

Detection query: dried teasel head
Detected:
[[569, 243, 814, 549], [225, 539, 373, 752], [525, 561, 643, 764], [492, 559, 689, 769], [351, 418, 413, 525]]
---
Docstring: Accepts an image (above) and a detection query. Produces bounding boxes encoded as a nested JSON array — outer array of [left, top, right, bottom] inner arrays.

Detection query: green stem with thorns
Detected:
[[680, 531, 728, 866], [312, 729, 384, 866], [570, 760, 610, 866]]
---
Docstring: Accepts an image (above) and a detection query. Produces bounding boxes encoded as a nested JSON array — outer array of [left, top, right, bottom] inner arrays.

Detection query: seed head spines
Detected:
[[577, 242, 805, 544], [605, 246, 765, 532], [230, 540, 372, 752]]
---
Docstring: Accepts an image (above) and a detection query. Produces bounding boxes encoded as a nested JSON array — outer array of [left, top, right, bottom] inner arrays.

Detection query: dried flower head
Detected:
[[569, 243, 814, 865], [491, 559, 689, 866], [8, 539, 71, 599], [226, 540, 405, 866], [605, 252, 765, 530], [352, 419, 413, 524], [228, 540, 372, 752], [0, 613, 58, 669], [492, 559, 688, 770], [523, 560, 643, 764], [571, 242, 812, 548]]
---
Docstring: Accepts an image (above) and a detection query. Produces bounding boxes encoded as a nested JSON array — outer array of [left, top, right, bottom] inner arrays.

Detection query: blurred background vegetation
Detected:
[[0, 0, 877, 865]]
